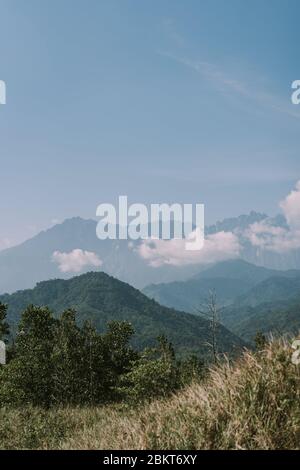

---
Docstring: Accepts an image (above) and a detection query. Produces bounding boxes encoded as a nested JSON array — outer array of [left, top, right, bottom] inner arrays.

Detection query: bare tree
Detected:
[[197, 290, 223, 364]]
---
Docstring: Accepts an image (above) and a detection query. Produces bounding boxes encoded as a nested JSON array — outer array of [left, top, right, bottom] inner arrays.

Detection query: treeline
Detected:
[[0, 302, 204, 407]]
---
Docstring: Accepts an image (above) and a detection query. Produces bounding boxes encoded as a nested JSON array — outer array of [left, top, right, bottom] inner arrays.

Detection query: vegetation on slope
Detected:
[[223, 297, 300, 343], [0, 303, 206, 408], [143, 260, 300, 344], [0, 272, 246, 357]]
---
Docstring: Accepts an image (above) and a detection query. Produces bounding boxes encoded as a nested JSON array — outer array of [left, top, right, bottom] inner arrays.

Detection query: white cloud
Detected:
[[52, 249, 102, 273], [51, 218, 60, 226], [244, 220, 300, 253], [136, 180, 300, 266], [0, 238, 14, 251], [136, 230, 240, 268], [244, 180, 300, 254], [280, 180, 300, 228]]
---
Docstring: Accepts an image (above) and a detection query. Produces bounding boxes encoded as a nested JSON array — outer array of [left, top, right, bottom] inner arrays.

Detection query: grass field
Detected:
[[1, 338, 300, 450]]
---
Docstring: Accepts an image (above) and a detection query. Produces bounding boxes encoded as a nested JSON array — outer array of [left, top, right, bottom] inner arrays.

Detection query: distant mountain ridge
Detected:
[[1, 210, 300, 294], [143, 259, 300, 343], [143, 260, 300, 311], [0, 271, 246, 357]]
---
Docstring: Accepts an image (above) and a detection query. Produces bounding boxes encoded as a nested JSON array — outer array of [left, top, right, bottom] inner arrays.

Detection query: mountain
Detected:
[[143, 276, 252, 313], [220, 274, 300, 342], [143, 260, 300, 313], [234, 275, 300, 308], [0, 217, 201, 294], [143, 259, 300, 344], [192, 259, 281, 284], [208, 211, 300, 271], [1, 210, 300, 295], [0, 271, 247, 357], [221, 297, 300, 343]]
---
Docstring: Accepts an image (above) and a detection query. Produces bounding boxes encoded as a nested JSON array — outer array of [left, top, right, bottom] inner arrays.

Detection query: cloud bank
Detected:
[[52, 249, 102, 273], [136, 230, 241, 268], [245, 181, 300, 254], [280, 181, 300, 229], [136, 180, 300, 267]]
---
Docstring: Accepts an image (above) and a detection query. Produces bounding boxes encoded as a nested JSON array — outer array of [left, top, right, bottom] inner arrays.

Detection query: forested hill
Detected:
[[0, 271, 246, 357]]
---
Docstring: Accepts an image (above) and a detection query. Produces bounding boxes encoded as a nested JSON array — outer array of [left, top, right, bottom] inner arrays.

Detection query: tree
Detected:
[[120, 336, 178, 403], [81, 319, 111, 404], [8, 306, 57, 407], [52, 309, 86, 405], [0, 302, 9, 340], [102, 321, 138, 400], [177, 355, 205, 386], [198, 290, 222, 364]]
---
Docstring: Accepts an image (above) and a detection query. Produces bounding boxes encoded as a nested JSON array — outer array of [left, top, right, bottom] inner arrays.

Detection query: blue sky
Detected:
[[0, 0, 300, 248]]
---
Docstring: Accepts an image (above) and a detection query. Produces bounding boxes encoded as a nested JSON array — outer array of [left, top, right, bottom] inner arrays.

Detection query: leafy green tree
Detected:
[[52, 309, 86, 405], [0, 302, 9, 340], [101, 321, 138, 401], [177, 355, 205, 386], [8, 306, 57, 407], [120, 336, 178, 403], [81, 319, 116, 404]]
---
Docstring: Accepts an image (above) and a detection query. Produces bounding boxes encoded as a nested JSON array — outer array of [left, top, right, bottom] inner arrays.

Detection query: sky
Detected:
[[0, 0, 300, 249]]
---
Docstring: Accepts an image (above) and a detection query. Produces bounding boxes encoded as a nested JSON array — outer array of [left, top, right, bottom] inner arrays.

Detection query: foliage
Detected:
[[0, 302, 9, 339], [120, 336, 179, 403], [0, 305, 201, 408]]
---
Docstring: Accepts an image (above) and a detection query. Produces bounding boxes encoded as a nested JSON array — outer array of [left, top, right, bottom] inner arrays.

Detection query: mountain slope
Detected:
[[0, 217, 201, 294], [143, 260, 300, 344], [220, 273, 300, 342], [143, 276, 252, 312], [143, 260, 300, 313], [0, 271, 246, 357], [235, 275, 300, 308], [221, 297, 300, 343], [193, 259, 282, 284]]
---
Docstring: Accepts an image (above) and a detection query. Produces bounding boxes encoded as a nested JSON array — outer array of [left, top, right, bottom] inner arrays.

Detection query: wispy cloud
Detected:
[[161, 18, 186, 48], [158, 51, 300, 120]]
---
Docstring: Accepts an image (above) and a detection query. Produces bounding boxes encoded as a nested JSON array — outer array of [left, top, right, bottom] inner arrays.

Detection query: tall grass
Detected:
[[1, 338, 300, 450]]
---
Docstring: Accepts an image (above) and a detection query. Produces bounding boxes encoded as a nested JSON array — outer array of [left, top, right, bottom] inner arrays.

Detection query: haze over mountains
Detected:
[[0, 212, 299, 350], [1, 210, 300, 295]]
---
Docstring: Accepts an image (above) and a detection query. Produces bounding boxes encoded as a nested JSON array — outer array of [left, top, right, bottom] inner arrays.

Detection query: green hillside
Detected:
[[0, 271, 246, 357], [142, 260, 294, 313], [143, 260, 300, 344], [222, 297, 300, 343], [143, 277, 252, 312]]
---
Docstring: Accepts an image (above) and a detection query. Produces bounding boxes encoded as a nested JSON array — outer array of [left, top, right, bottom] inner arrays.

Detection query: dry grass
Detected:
[[1, 338, 300, 450]]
